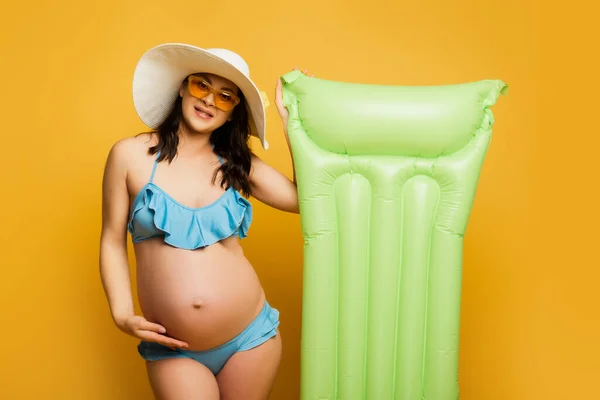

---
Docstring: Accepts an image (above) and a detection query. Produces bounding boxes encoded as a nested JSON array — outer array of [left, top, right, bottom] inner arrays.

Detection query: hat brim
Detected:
[[132, 43, 268, 149]]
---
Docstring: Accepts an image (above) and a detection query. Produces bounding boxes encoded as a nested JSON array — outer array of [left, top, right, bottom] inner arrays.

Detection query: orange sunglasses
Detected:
[[187, 75, 241, 112]]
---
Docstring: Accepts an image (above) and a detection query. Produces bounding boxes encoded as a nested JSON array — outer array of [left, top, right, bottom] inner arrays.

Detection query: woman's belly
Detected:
[[134, 238, 264, 351]]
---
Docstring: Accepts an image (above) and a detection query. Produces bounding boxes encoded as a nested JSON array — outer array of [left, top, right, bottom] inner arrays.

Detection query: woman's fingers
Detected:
[[137, 330, 189, 349], [137, 319, 167, 334]]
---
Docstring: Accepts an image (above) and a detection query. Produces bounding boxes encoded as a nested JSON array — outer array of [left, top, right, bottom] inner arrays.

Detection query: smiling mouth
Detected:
[[194, 106, 214, 118]]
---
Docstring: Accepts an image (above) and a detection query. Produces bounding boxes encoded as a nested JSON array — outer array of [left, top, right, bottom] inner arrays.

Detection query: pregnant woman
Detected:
[[99, 43, 301, 399]]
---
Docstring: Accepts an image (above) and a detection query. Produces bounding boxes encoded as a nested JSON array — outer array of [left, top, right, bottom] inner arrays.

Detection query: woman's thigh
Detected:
[[216, 332, 283, 400], [146, 357, 220, 400]]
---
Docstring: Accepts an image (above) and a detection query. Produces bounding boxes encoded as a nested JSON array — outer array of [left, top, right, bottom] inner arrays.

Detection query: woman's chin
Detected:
[[184, 118, 222, 135]]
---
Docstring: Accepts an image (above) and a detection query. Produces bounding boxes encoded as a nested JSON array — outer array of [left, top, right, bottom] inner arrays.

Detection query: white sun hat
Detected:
[[132, 43, 269, 149]]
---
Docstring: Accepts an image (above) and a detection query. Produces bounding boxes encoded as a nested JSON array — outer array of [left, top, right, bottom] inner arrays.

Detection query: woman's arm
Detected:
[[99, 139, 136, 327], [99, 138, 188, 348], [249, 153, 299, 214], [248, 75, 302, 213], [275, 72, 297, 185]]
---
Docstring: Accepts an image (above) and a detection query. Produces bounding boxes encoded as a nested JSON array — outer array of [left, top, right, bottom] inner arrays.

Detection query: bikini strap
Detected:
[[149, 151, 160, 183], [212, 144, 224, 165]]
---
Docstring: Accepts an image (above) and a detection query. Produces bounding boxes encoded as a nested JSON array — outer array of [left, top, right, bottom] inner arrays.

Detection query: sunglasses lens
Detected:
[[188, 77, 210, 98], [215, 93, 237, 111]]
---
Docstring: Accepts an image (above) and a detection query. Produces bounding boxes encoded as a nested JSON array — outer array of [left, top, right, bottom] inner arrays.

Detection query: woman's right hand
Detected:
[[117, 315, 189, 350]]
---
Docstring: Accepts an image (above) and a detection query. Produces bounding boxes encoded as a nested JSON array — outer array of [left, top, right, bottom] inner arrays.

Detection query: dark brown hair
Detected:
[[147, 87, 253, 197]]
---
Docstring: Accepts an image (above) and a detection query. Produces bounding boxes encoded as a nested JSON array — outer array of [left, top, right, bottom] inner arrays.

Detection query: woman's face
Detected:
[[179, 73, 240, 134]]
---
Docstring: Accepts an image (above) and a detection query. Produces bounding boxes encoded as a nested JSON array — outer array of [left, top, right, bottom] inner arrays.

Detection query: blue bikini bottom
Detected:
[[137, 300, 280, 375]]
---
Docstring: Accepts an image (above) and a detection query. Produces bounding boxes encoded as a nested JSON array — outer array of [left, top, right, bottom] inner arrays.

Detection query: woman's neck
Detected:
[[177, 124, 213, 158]]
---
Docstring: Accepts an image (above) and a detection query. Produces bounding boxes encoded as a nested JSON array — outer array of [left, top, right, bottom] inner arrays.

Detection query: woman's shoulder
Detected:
[[106, 133, 157, 167], [111, 133, 156, 155]]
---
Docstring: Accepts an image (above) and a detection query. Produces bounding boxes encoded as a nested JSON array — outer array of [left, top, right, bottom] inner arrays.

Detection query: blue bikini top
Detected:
[[127, 151, 252, 250]]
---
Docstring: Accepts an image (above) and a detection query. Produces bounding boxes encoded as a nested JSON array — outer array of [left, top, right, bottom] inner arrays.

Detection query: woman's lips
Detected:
[[194, 106, 213, 119]]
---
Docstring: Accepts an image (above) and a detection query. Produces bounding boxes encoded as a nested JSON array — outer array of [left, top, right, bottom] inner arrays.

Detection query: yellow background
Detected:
[[1, 0, 598, 399]]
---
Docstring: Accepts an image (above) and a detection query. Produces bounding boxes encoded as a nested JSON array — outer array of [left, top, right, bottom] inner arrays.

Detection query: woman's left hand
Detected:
[[275, 68, 313, 127]]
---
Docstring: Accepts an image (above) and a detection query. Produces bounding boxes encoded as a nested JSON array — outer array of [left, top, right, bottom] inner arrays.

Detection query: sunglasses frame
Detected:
[[186, 75, 241, 112]]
